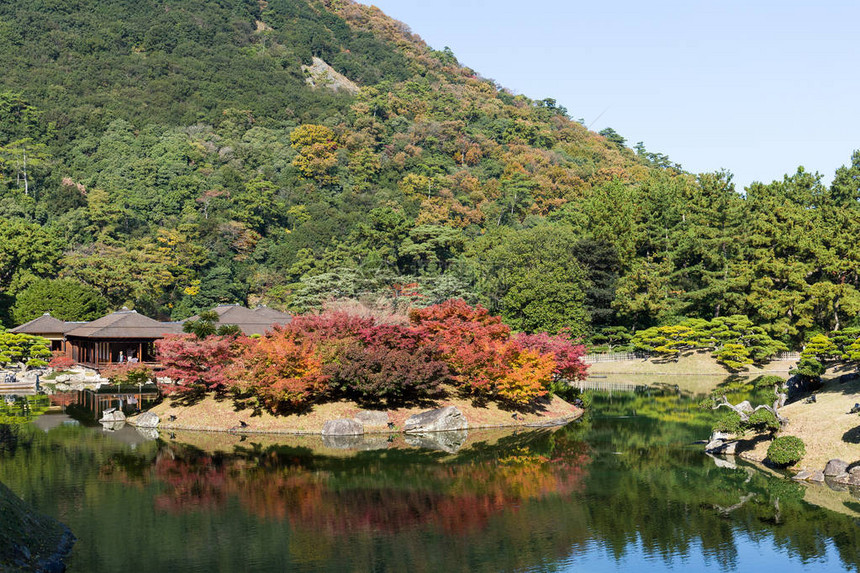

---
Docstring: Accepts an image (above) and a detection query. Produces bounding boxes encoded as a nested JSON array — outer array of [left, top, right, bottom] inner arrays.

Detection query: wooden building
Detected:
[[8, 313, 78, 352], [64, 308, 183, 368], [185, 304, 292, 336], [8, 305, 292, 371]]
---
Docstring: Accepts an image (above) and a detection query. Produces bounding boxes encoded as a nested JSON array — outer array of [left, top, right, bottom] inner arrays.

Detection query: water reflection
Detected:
[[0, 388, 858, 572]]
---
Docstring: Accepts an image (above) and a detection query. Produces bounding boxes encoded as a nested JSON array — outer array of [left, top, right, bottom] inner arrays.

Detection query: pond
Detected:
[[0, 388, 859, 572]]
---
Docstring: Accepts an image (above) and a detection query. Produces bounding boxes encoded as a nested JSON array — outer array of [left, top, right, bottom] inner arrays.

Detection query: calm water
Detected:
[[1, 389, 859, 572]]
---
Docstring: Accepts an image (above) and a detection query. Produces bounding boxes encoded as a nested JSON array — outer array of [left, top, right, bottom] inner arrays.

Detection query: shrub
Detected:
[[513, 331, 588, 381], [155, 334, 242, 395], [791, 357, 825, 379], [713, 411, 744, 436], [754, 375, 785, 389], [48, 354, 76, 370], [326, 336, 449, 405], [409, 300, 512, 395], [766, 436, 806, 467], [494, 344, 556, 405], [284, 311, 376, 343], [237, 335, 327, 412], [748, 408, 780, 432]]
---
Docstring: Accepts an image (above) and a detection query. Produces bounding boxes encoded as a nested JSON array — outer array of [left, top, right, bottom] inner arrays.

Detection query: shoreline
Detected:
[[130, 393, 583, 436]]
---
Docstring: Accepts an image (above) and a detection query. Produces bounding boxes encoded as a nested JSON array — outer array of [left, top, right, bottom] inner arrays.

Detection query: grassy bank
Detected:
[[737, 375, 860, 471]]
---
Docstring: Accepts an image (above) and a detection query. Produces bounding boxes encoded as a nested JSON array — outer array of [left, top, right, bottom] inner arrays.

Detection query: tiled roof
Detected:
[[185, 304, 292, 336], [65, 309, 183, 339], [9, 313, 74, 336]]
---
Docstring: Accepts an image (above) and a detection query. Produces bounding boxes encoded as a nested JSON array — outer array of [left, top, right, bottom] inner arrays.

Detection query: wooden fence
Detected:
[[584, 350, 801, 364], [569, 379, 645, 393], [583, 352, 650, 364]]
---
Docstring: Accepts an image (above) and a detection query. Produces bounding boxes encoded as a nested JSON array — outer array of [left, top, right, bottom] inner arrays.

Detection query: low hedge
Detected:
[[766, 435, 805, 467]]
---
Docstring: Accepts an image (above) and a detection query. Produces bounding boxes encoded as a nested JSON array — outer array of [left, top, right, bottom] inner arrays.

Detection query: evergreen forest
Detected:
[[1, 0, 859, 350]]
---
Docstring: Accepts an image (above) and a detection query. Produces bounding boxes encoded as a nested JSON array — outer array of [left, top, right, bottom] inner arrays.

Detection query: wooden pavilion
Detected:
[[184, 304, 292, 336], [63, 308, 183, 368], [8, 313, 78, 352]]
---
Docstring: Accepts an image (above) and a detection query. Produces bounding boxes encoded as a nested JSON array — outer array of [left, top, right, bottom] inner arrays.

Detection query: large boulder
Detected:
[[132, 411, 159, 429], [99, 408, 125, 423], [823, 459, 849, 476], [794, 469, 826, 482], [322, 418, 364, 436], [830, 467, 860, 485], [404, 406, 468, 433]]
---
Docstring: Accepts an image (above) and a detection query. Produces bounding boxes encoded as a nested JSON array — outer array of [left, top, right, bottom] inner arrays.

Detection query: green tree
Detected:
[[0, 332, 51, 368], [467, 225, 589, 335], [12, 278, 109, 324]]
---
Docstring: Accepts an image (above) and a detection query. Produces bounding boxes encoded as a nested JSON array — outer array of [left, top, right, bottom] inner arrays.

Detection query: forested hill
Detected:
[[0, 0, 858, 349]]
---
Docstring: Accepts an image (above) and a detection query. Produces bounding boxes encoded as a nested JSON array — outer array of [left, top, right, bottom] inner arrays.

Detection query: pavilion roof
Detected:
[[185, 304, 293, 336], [65, 308, 183, 339], [8, 313, 75, 337]]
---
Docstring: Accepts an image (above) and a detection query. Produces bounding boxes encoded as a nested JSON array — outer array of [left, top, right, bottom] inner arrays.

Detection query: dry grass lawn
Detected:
[[738, 376, 860, 471], [139, 392, 580, 435]]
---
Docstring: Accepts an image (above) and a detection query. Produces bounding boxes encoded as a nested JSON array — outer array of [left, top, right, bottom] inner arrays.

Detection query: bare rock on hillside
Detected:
[[705, 439, 738, 455], [131, 411, 159, 429], [302, 57, 360, 95]]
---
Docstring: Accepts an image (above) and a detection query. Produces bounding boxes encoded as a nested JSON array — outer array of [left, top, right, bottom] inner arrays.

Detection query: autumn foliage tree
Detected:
[[155, 334, 242, 395], [326, 324, 450, 405], [156, 301, 588, 410]]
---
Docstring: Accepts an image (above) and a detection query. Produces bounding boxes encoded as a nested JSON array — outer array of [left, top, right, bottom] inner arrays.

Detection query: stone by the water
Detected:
[[823, 459, 848, 476], [100, 409, 126, 423], [705, 440, 737, 455], [404, 406, 468, 433], [133, 411, 160, 428], [322, 418, 364, 436], [793, 470, 814, 481]]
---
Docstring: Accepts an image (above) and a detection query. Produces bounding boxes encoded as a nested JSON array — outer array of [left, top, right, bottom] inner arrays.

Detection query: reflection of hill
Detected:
[[0, 395, 859, 572]]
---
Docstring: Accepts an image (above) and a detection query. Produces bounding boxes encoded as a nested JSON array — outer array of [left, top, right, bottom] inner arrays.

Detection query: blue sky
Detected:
[[359, 1, 860, 191]]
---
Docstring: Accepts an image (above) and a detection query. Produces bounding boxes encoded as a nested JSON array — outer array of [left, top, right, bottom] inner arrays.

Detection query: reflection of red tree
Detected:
[[152, 455, 229, 513], [105, 438, 591, 537]]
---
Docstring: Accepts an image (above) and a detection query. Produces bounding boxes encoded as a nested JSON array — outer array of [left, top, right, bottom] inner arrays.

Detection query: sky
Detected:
[[358, 1, 860, 191]]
